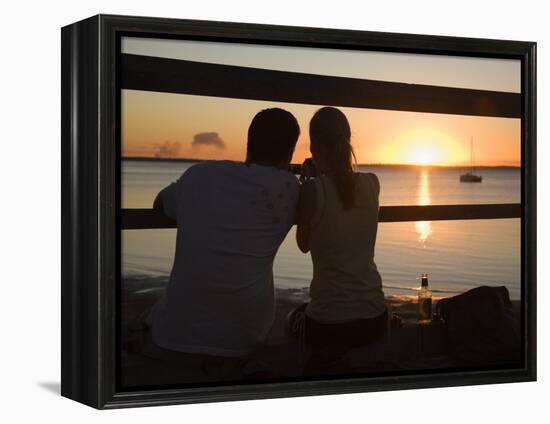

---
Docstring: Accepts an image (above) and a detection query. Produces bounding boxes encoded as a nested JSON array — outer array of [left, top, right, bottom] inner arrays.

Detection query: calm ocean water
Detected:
[[121, 160, 521, 299]]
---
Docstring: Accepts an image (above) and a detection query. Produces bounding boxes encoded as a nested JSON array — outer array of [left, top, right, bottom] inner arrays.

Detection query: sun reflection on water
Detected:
[[415, 168, 432, 243]]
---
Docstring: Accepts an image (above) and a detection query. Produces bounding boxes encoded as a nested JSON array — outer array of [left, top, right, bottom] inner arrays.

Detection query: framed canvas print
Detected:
[[61, 14, 536, 409]]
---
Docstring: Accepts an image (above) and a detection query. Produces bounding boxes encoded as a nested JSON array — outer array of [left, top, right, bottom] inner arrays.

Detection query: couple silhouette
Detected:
[[149, 106, 387, 377]]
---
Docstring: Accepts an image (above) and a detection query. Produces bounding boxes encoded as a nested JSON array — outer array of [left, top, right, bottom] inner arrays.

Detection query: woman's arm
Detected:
[[367, 172, 380, 195], [296, 180, 316, 253]]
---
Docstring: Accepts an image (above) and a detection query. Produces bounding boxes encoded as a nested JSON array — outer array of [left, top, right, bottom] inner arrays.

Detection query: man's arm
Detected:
[[153, 191, 165, 214], [153, 179, 181, 220]]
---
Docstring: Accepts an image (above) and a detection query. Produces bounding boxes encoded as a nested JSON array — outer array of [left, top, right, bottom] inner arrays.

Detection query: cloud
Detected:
[[154, 141, 181, 158], [192, 132, 226, 149]]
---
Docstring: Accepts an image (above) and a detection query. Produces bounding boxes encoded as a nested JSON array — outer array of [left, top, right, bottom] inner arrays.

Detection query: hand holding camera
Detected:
[[299, 158, 317, 183]]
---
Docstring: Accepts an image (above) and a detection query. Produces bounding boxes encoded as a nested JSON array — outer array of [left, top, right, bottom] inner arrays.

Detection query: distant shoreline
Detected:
[[122, 156, 520, 169]]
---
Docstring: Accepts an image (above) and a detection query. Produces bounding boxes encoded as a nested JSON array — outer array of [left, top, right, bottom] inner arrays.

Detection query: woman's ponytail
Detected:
[[310, 107, 356, 210]]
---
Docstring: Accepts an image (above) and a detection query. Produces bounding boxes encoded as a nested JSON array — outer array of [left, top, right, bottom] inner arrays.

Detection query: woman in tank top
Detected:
[[290, 106, 387, 375]]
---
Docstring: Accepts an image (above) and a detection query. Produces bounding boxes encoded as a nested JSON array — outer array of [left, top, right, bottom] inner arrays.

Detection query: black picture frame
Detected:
[[61, 14, 537, 409]]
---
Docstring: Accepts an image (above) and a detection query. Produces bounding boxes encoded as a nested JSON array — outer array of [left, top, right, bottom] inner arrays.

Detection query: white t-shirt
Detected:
[[151, 160, 299, 357]]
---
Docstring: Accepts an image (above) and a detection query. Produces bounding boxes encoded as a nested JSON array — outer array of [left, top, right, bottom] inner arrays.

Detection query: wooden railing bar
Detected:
[[121, 203, 521, 230], [121, 54, 520, 119]]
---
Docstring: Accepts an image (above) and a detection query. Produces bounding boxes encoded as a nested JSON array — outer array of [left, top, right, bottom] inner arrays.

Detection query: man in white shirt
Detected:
[[150, 108, 300, 369]]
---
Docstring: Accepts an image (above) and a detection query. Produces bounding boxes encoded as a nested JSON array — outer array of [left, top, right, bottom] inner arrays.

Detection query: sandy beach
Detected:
[[119, 276, 521, 388]]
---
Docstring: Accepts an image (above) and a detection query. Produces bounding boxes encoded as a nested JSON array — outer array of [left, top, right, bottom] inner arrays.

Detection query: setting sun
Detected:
[[407, 145, 441, 166], [400, 138, 465, 166], [375, 128, 470, 166]]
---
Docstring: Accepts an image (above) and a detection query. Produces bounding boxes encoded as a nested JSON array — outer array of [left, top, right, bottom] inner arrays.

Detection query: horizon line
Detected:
[[122, 155, 520, 168]]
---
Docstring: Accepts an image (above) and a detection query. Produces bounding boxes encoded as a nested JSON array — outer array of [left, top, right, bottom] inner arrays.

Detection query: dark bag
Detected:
[[436, 286, 520, 366]]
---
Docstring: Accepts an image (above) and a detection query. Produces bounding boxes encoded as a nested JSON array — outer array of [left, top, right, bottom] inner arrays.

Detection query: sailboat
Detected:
[[460, 137, 482, 183]]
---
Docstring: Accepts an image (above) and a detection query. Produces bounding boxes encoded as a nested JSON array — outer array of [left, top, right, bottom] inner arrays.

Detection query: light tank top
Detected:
[[305, 172, 386, 323]]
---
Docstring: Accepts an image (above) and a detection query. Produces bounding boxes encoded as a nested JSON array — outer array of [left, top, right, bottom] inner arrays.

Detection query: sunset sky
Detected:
[[121, 37, 521, 166]]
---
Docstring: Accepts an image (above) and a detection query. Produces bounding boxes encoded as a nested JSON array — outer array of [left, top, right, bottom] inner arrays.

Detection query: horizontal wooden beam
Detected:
[[121, 54, 520, 118], [123, 209, 177, 230], [378, 203, 520, 222], [121, 204, 520, 230]]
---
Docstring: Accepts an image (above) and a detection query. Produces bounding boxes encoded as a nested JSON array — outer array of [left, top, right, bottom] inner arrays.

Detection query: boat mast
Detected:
[[470, 137, 474, 174]]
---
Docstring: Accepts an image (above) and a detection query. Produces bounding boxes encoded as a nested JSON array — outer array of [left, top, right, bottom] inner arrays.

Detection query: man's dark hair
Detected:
[[247, 108, 300, 166]]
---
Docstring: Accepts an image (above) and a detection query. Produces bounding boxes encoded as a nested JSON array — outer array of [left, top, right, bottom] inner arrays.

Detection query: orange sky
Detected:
[[121, 37, 521, 167]]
